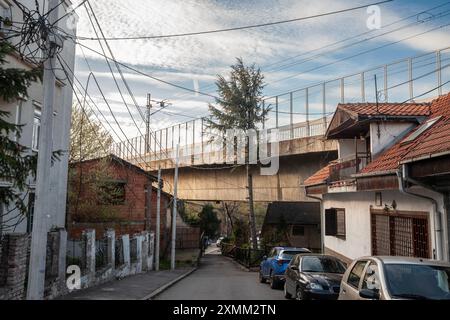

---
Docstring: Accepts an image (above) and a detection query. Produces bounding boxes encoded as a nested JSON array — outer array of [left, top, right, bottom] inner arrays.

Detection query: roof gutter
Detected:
[[397, 164, 444, 261], [401, 150, 450, 164]]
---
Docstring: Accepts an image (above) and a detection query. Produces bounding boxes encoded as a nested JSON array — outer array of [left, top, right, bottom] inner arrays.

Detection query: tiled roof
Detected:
[[338, 102, 431, 117], [303, 162, 335, 186], [360, 93, 450, 174]]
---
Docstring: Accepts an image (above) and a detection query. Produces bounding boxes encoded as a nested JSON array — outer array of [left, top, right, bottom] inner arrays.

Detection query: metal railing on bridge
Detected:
[[111, 47, 450, 166]]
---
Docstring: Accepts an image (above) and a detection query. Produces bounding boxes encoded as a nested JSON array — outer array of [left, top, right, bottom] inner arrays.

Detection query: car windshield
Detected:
[[385, 264, 450, 300], [280, 251, 306, 260], [301, 256, 346, 274]]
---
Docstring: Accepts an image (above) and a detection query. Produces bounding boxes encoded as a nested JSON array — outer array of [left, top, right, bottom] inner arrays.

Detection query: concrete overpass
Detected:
[[112, 118, 337, 202]]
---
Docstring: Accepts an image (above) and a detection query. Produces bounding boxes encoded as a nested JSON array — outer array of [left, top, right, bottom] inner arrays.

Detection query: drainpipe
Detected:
[[306, 194, 325, 254], [397, 164, 444, 261]]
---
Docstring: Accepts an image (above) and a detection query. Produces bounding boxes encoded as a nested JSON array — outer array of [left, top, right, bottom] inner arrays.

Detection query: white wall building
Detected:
[[0, 0, 77, 235], [305, 97, 450, 264]]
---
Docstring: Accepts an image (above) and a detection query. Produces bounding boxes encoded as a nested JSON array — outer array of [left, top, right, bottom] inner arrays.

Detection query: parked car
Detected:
[[216, 237, 225, 247], [259, 247, 311, 289], [284, 254, 347, 300], [339, 256, 450, 300]]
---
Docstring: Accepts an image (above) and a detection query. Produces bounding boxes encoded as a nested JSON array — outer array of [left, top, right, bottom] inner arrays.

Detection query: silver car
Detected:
[[339, 256, 450, 300]]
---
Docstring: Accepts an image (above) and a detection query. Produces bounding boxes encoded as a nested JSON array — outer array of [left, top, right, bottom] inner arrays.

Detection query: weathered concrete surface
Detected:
[[153, 151, 337, 202], [155, 250, 284, 300]]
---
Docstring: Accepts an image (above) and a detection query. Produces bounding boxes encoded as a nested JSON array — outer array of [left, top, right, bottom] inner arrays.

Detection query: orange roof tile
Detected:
[[304, 162, 335, 186], [338, 102, 431, 117], [360, 93, 450, 175]]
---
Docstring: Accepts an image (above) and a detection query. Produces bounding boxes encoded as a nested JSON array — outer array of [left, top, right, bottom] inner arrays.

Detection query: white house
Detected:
[[304, 93, 450, 264], [0, 0, 76, 235]]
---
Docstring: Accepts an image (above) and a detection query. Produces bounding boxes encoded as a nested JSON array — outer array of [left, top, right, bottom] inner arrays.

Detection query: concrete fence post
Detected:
[[106, 229, 115, 269], [81, 229, 95, 278], [122, 234, 130, 270], [149, 232, 155, 271], [131, 235, 143, 274], [141, 232, 150, 272]]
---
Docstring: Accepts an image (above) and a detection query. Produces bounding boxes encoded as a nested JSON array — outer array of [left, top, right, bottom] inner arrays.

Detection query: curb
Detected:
[[141, 267, 198, 300]]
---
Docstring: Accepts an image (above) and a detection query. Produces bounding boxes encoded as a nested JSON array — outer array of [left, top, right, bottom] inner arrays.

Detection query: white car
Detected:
[[216, 237, 225, 247], [339, 256, 450, 300]]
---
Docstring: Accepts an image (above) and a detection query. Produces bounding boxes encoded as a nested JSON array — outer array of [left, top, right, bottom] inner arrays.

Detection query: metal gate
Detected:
[[371, 210, 430, 259]]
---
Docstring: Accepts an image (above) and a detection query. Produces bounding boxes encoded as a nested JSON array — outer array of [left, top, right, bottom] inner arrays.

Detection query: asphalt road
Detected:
[[155, 249, 284, 300]]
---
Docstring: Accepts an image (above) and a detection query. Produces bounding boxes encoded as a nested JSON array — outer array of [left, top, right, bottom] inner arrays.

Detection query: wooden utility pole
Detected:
[[155, 166, 162, 271], [171, 144, 180, 270], [247, 165, 258, 250]]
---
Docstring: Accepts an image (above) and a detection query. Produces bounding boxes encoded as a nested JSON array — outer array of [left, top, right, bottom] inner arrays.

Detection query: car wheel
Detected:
[[269, 272, 279, 290], [259, 269, 266, 284], [284, 282, 292, 299], [296, 287, 305, 300]]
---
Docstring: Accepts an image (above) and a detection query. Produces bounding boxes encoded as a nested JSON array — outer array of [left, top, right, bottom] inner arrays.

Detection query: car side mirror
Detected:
[[359, 289, 380, 300], [290, 265, 298, 271]]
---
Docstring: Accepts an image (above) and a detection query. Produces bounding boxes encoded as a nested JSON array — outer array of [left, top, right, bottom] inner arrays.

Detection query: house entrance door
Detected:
[[370, 210, 430, 259]]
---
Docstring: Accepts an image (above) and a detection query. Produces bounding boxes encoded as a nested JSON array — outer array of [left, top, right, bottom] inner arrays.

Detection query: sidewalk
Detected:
[[60, 268, 196, 300]]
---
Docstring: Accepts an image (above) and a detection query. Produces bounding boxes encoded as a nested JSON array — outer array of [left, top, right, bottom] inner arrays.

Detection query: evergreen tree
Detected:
[[198, 204, 221, 239], [207, 58, 270, 249], [0, 42, 42, 224]]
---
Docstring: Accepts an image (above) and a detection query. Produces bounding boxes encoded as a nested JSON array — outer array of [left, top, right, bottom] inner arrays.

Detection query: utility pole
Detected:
[[145, 93, 152, 154], [171, 144, 180, 270], [247, 165, 258, 250], [155, 166, 162, 271], [27, 0, 60, 300]]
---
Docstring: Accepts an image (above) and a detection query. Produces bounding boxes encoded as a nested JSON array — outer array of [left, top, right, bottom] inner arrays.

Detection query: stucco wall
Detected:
[[369, 122, 413, 156], [322, 187, 448, 262]]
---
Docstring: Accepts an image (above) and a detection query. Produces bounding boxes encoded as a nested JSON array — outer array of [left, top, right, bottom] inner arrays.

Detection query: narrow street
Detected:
[[155, 249, 284, 300]]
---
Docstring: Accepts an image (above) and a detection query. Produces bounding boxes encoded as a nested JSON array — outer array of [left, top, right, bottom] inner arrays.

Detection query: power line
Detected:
[[169, 1, 450, 100], [74, 0, 393, 41], [269, 22, 450, 96], [265, 8, 450, 78]]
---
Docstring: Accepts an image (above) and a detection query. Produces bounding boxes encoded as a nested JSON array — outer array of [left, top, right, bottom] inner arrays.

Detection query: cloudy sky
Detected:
[[71, 0, 450, 141]]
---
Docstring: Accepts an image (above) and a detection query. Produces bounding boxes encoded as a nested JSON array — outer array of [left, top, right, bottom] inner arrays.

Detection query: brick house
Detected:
[[304, 93, 450, 264], [67, 155, 171, 251], [67, 155, 202, 256]]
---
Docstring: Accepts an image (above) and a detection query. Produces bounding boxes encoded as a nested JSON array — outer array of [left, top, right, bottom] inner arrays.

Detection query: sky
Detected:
[[71, 0, 450, 141]]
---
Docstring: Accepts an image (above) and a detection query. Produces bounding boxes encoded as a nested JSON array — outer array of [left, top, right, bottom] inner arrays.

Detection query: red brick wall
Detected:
[[67, 159, 170, 250]]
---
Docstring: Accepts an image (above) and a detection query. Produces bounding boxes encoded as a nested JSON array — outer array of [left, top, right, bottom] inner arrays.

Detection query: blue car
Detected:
[[259, 247, 311, 289]]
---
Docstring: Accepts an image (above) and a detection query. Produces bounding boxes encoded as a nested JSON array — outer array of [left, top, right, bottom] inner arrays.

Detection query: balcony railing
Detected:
[[329, 152, 371, 183]]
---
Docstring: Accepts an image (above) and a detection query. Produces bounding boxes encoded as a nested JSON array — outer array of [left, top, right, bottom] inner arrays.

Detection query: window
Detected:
[[301, 256, 346, 274], [292, 225, 305, 236], [98, 181, 126, 205], [325, 208, 346, 238], [362, 262, 381, 291], [384, 264, 450, 300], [402, 116, 441, 144], [347, 260, 368, 288], [32, 109, 41, 151]]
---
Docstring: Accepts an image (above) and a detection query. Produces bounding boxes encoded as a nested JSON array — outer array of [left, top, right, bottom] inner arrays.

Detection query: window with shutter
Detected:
[[325, 208, 346, 239]]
